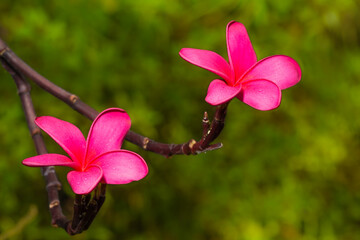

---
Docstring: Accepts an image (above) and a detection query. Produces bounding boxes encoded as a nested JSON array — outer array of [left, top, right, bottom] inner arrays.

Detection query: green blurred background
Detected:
[[1, 0, 360, 239]]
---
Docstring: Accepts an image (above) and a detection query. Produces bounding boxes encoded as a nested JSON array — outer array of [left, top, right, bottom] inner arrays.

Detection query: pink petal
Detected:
[[94, 150, 148, 184], [238, 79, 281, 111], [241, 55, 301, 89], [67, 165, 103, 194], [22, 154, 80, 169], [35, 116, 85, 164], [179, 48, 232, 83], [205, 79, 241, 105], [85, 108, 131, 163], [226, 21, 257, 81]]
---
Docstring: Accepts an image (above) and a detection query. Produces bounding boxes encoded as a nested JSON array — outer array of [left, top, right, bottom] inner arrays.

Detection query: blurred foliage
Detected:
[[1, 0, 360, 239]]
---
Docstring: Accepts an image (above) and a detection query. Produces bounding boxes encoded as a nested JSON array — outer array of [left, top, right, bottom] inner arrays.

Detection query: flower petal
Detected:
[[35, 116, 85, 164], [94, 150, 148, 184], [205, 79, 241, 105], [85, 108, 131, 163], [227, 21, 257, 81], [67, 165, 103, 194], [22, 154, 79, 169], [238, 79, 281, 111], [179, 48, 232, 82], [241, 55, 301, 89]]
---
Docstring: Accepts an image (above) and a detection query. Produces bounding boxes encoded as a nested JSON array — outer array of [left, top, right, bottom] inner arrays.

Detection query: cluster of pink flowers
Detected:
[[23, 21, 301, 194]]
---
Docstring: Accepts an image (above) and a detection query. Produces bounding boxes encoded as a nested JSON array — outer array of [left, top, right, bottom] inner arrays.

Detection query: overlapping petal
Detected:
[[238, 79, 281, 111], [85, 108, 131, 162], [35, 116, 86, 163], [241, 55, 301, 89], [226, 21, 257, 81], [205, 79, 241, 105], [94, 150, 148, 184], [179, 48, 232, 82], [22, 153, 79, 169], [67, 165, 103, 194]]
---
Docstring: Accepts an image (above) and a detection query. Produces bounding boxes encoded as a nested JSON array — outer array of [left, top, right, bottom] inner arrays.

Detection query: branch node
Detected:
[[16, 82, 31, 95], [142, 137, 150, 150], [70, 94, 79, 104], [187, 139, 197, 154], [31, 128, 41, 137], [46, 181, 62, 191], [214, 116, 225, 123], [49, 200, 60, 209], [189, 139, 196, 149], [0, 47, 9, 56], [42, 166, 55, 177]]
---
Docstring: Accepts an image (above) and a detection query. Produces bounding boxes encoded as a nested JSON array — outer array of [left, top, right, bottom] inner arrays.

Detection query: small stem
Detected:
[[202, 102, 228, 147], [71, 195, 82, 231], [202, 111, 210, 137], [82, 184, 106, 231], [190, 102, 228, 154]]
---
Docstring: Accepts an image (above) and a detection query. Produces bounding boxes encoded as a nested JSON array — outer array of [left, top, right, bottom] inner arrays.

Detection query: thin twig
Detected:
[[0, 37, 226, 157], [194, 102, 228, 152]]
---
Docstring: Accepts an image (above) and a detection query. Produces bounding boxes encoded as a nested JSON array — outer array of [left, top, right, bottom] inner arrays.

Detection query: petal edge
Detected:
[[226, 21, 257, 81], [241, 55, 301, 89], [180, 48, 232, 82], [85, 108, 131, 163], [35, 116, 86, 164], [94, 150, 148, 184], [22, 154, 79, 169], [67, 165, 103, 194], [238, 79, 281, 111], [205, 79, 240, 105]]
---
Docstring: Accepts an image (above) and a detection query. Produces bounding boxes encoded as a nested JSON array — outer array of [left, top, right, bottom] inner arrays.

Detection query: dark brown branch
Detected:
[[0, 39, 98, 120], [1, 59, 106, 235], [195, 102, 228, 151], [0, 38, 226, 157], [0, 59, 70, 230], [125, 104, 227, 157], [79, 184, 107, 232]]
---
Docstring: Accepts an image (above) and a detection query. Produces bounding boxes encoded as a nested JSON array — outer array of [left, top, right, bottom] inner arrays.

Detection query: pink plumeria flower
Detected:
[[23, 108, 148, 195], [180, 21, 301, 110]]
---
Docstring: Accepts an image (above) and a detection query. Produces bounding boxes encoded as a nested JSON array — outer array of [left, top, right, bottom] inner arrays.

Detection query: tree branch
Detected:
[[0, 59, 70, 230], [0, 37, 227, 157], [1, 59, 107, 235]]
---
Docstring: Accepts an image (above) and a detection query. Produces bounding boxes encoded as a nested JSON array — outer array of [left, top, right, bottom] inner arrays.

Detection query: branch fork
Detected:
[[0, 37, 228, 235]]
